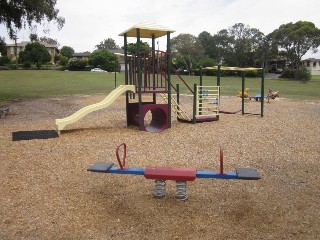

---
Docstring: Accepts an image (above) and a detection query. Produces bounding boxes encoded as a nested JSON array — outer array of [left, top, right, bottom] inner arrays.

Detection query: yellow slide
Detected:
[[55, 85, 135, 134]]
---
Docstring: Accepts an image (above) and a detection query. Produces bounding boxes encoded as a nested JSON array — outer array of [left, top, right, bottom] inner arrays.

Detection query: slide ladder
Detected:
[[160, 94, 191, 121], [55, 85, 135, 134]]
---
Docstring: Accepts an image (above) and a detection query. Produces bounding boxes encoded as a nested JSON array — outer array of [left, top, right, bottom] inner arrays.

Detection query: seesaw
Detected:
[[87, 143, 261, 201]]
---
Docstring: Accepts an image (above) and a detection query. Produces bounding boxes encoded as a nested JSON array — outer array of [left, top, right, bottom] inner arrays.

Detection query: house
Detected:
[[108, 49, 125, 71], [301, 58, 320, 75], [6, 41, 58, 64], [71, 52, 91, 59]]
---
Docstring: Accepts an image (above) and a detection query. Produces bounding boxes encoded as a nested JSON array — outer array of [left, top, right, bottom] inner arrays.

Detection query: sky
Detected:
[[1, 0, 320, 58]]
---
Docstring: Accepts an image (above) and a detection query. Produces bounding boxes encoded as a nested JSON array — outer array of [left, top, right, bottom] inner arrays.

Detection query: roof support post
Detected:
[[167, 31, 172, 128], [137, 28, 143, 130], [152, 34, 156, 103], [241, 71, 245, 115], [261, 68, 264, 117], [124, 33, 130, 126]]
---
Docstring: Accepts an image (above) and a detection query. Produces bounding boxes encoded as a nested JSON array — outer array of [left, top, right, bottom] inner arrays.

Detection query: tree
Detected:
[[60, 46, 75, 59], [59, 56, 68, 67], [198, 31, 220, 60], [29, 33, 39, 42], [19, 42, 51, 69], [126, 41, 150, 55], [67, 57, 88, 71], [95, 38, 119, 50], [39, 37, 59, 47], [207, 23, 264, 67], [0, 37, 6, 56], [254, 37, 278, 71], [171, 33, 204, 75], [88, 50, 118, 72], [268, 21, 320, 68], [0, 0, 65, 38]]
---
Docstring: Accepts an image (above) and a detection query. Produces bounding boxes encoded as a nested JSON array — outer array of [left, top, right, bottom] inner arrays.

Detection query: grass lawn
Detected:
[[0, 70, 319, 102]]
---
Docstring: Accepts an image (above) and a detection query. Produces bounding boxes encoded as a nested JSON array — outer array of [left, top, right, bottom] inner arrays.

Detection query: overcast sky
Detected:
[[1, 0, 320, 58]]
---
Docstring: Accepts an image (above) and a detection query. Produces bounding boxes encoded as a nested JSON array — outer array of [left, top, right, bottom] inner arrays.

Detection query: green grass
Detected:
[[0, 70, 319, 102], [0, 70, 125, 102], [172, 74, 320, 100]]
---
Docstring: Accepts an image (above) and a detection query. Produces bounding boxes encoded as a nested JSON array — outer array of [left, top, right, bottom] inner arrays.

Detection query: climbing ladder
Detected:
[[160, 94, 191, 121], [196, 86, 220, 118]]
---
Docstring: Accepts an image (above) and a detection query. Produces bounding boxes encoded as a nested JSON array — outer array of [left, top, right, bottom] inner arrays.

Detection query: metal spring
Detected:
[[176, 181, 188, 201], [154, 180, 166, 199]]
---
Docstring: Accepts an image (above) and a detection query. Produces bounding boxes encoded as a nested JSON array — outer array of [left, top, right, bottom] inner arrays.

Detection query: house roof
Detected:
[[107, 49, 124, 54], [301, 58, 320, 62], [118, 21, 175, 39], [6, 41, 57, 48], [72, 52, 91, 57]]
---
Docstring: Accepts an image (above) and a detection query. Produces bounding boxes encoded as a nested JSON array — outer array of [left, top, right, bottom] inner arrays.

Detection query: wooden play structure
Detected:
[[55, 22, 269, 134], [56, 22, 220, 134], [120, 22, 220, 132]]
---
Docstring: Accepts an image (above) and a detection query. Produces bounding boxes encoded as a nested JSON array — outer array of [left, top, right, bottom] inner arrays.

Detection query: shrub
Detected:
[[280, 67, 311, 82], [67, 57, 88, 71], [23, 62, 31, 69], [294, 66, 311, 82], [59, 56, 68, 67], [280, 69, 295, 79], [245, 70, 260, 78], [0, 56, 10, 66]]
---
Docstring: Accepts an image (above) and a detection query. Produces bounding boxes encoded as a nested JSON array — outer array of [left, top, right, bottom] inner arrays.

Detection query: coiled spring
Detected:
[[154, 180, 166, 198], [176, 181, 188, 201]]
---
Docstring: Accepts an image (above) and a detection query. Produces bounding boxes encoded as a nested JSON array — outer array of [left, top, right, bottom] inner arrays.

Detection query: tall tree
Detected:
[[88, 50, 118, 72], [210, 23, 264, 67], [60, 46, 75, 59], [29, 33, 39, 42], [212, 29, 235, 64], [254, 37, 278, 70], [95, 38, 119, 50], [126, 41, 150, 55], [0, 37, 7, 56], [268, 21, 320, 68], [19, 42, 51, 69], [171, 33, 204, 75], [0, 0, 65, 38], [39, 37, 60, 47]]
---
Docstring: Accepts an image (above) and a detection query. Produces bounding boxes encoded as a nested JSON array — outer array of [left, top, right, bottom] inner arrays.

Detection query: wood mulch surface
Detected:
[[1, 94, 320, 239]]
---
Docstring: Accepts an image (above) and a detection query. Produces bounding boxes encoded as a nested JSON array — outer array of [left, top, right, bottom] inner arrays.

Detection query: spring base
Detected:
[[154, 180, 167, 199], [176, 181, 188, 201]]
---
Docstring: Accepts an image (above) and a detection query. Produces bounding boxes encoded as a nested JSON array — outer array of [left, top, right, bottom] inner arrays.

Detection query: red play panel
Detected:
[[144, 167, 197, 181]]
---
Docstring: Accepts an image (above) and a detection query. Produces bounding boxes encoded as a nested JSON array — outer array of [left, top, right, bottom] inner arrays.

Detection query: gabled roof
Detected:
[[6, 41, 57, 48], [301, 58, 320, 62], [119, 21, 175, 39], [72, 52, 91, 57]]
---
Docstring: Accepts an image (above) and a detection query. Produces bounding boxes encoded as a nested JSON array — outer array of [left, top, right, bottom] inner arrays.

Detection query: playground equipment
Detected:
[[87, 143, 261, 201], [120, 22, 220, 131], [55, 85, 135, 134], [205, 66, 265, 116], [0, 107, 9, 119], [55, 22, 220, 134], [266, 89, 279, 102], [56, 23, 268, 134], [237, 88, 250, 98]]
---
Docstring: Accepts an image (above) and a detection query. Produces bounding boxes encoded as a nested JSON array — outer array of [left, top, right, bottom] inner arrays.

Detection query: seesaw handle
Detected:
[[116, 143, 127, 170]]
